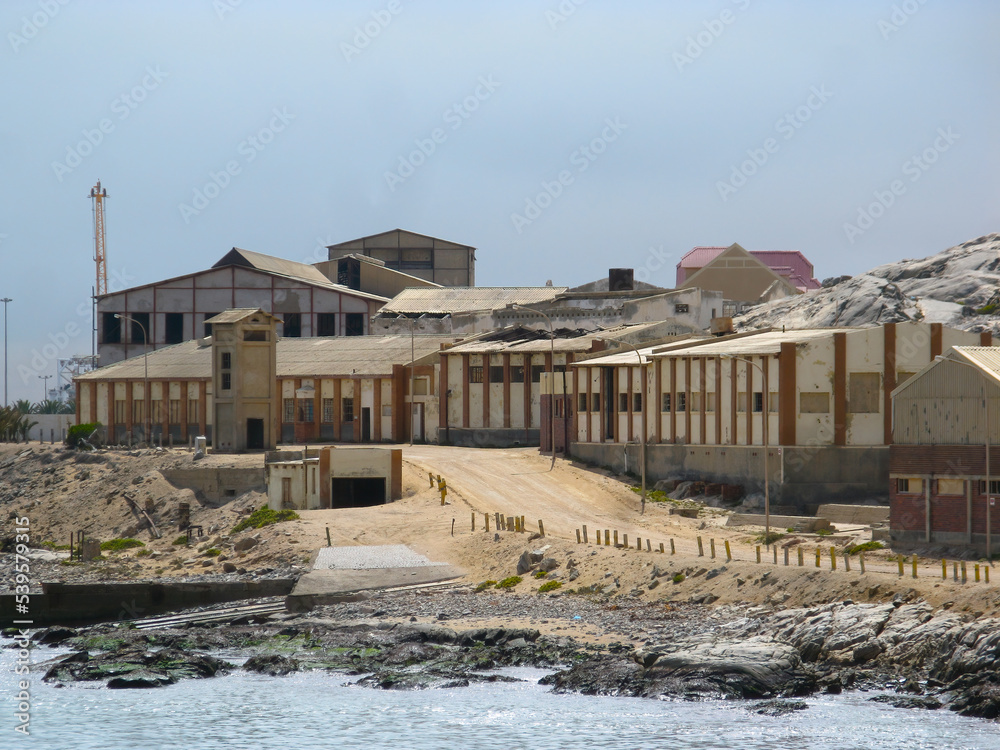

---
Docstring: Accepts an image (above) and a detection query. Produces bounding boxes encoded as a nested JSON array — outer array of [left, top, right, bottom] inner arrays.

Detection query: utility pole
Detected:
[[1, 297, 11, 406], [39, 374, 52, 403]]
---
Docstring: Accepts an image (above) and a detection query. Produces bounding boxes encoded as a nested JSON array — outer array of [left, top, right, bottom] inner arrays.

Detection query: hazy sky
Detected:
[[1, 0, 997, 403]]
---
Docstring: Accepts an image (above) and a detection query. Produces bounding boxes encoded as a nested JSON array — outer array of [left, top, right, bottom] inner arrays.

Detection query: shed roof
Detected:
[[77, 340, 212, 381], [892, 346, 1000, 398], [643, 328, 845, 360]]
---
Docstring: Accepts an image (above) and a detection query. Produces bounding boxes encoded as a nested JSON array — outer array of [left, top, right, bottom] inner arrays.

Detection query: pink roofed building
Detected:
[[676, 246, 821, 292]]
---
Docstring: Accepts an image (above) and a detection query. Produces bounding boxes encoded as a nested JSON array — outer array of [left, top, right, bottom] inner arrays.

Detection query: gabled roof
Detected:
[[378, 287, 568, 316], [204, 308, 281, 325], [892, 346, 1000, 397], [676, 244, 820, 290], [326, 228, 476, 252], [677, 243, 801, 298], [212, 247, 333, 286]]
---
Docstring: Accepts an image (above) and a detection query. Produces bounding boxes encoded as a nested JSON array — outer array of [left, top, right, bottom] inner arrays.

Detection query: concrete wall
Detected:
[[161, 467, 265, 503], [570, 441, 889, 509], [27, 414, 75, 443]]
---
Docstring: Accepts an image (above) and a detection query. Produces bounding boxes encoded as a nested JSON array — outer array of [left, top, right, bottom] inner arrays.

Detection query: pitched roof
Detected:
[[204, 308, 281, 325], [379, 287, 568, 316], [76, 340, 212, 381], [212, 247, 333, 286], [676, 245, 820, 290], [326, 228, 476, 251]]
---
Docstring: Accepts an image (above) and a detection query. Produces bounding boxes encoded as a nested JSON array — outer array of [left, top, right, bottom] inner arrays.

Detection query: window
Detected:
[[490, 366, 504, 383], [848, 372, 880, 413], [283, 398, 295, 423], [737, 392, 747, 412], [676, 392, 687, 412], [661, 393, 671, 412], [897, 478, 923, 494], [979, 480, 1000, 495], [619, 393, 629, 412], [317, 313, 336, 337], [114, 400, 127, 423], [469, 366, 484, 384], [244, 330, 267, 341], [633, 393, 643, 412], [706, 392, 717, 412], [129, 313, 149, 344], [298, 399, 313, 422], [131, 400, 145, 424], [168, 399, 181, 423], [413, 377, 429, 395], [188, 399, 198, 423], [938, 478, 964, 495], [345, 313, 364, 336], [221, 372, 231, 391], [165, 313, 184, 344], [151, 400, 163, 424], [579, 394, 588, 412], [592, 393, 600, 412], [752, 392, 764, 413], [221, 352, 231, 370], [510, 365, 525, 383], [282, 313, 302, 338], [800, 392, 830, 414], [103, 313, 121, 344], [322, 398, 334, 423], [203, 313, 219, 337], [691, 392, 702, 412], [531, 366, 545, 383], [674, 303, 689, 314], [342, 397, 354, 422]]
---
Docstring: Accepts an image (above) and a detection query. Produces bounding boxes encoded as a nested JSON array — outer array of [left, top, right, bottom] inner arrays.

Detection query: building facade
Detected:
[[327, 229, 476, 287]]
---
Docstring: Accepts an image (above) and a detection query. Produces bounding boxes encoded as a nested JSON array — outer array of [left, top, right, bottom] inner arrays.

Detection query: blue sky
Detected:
[[1, 0, 997, 403]]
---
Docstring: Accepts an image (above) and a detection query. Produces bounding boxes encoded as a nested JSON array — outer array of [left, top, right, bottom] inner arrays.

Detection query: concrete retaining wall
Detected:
[[726, 514, 831, 532], [570, 442, 890, 510], [816, 504, 890, 525], [161, 467, 265, 502], [0, 579, 295, 627], [438, 427, 540, 448]]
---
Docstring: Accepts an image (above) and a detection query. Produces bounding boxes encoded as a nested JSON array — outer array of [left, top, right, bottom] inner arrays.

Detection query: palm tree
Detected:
[[31, 399, 68, 414], [14, 399, 31, 415]]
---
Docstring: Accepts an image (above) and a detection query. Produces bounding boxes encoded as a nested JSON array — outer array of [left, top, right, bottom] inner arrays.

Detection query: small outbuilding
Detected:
[[266, 446, 402, 511]]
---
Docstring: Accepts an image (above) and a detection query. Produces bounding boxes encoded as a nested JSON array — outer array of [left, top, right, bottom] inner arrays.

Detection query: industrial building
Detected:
[[889, 346, 1000, 551], [326, 228, 476, 287]]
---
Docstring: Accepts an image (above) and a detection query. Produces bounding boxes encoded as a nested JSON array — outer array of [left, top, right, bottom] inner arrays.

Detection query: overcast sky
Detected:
[[1, 0, 997, 404]]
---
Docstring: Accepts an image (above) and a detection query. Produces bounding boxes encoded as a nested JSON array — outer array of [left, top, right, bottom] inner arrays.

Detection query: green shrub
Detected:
[[100, 538, 145, 552], [754, 531, 786, 545], [66, 422, 102, 449], [136, 548, 152, 557], [533, 570, 547, 579], [538, 580, 562, 593], [231, 506, 300, 533], [495, 576, 522, 590], [672, 572, 685, 584], [976, 303, 998, 315], [172, 535, 189, 546], [846, 541, 884, 555], [204, 548, 222, 557], [474, 580, 497, 593], [815, 528, 833, 537]]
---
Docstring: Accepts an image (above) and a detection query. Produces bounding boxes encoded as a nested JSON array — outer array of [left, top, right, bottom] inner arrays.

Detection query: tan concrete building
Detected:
[[327, 229, 476, 287], [266, 446, 403, 511]]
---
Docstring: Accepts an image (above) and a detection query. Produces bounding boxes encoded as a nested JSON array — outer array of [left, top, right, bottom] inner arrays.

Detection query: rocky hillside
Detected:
[[735, 233, 1000, 332]]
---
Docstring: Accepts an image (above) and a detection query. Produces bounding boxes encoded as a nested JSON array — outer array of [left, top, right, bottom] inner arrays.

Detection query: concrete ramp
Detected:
[[287, 545, 464, 611]]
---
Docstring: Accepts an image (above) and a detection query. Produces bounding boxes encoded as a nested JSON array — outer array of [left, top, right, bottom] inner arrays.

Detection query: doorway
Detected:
[[603, 368, 615, 440], [361, 408, 371, 442], [330, 477, 386, 508], [246, 418, 264, 449]]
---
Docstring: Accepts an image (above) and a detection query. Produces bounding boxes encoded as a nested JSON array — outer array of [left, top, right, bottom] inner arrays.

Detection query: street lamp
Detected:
[[115, 314, 150, 444], [596, 335, 647, 515], [39, 374, 52, 403], [512, 304, 556, 471], [936, 355, 992, 563], [722, 355, 771, 545], [1, 297, 11, 406]]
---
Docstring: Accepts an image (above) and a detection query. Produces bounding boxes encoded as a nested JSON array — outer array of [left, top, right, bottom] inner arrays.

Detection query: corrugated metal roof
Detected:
[[570, 344, 661, 366], [77, 340, 212, 381], [952, 346, 1000, 388], [380, 287, 567, 315], [204, 308, 280, 325], [675, 246, 820, 290], [213, 247, 332, 286], [645, 328, 845, 359]]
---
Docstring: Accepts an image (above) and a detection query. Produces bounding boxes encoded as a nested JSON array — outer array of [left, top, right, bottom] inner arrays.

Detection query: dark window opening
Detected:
[[103, 313, 121, 344], [331, 477, 386, 508], [130, 313, 149, 344], [317, 313, 337, 337], [510, 366, 525, 383], [203, 313, 220, 337], [342, 397, 354, 422], [221, 372, 231, 391], [662, 393, 671, 412], [592, 393, 600, 412], [221, 352, 231, 369], [531, 365, 545, 383], [165, 313, 184, 344], [633, 393, 643, 412], [677, 392, 687, 412], [244, 330, 267, 341], [345, 313, 365, 336], [578, 394, 588, 412], [675, 303, 689, 314], [469, 366, 484, 384], [980, 480, 1000, 495], [753, 392, 763, 413], [619, 393, 628, 412], [282, 313, 302, 338], [489, 366, 504, 383]]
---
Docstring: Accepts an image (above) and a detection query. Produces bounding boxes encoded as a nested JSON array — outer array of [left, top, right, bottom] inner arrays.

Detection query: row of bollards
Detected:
[[472, 511, 545, 537], [571, 528, 734, 563]]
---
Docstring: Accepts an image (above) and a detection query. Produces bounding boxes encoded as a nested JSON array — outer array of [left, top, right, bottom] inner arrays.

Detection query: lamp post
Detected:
[[722, 355, 770, 545], [115, 314, 149, 444], [937, 355, 992, 563], [39, 374, 52, 403], [597, 335, 647, 515], [512, 304, 556, 471], [1, 297, 11, 406], [410, 318, 415, 444]]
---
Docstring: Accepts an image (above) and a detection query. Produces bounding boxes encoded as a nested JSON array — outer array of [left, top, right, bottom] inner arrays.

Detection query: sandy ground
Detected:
[[3, 442, 998, 625]]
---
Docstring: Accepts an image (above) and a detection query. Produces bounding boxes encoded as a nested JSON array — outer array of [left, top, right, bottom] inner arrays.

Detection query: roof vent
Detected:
[[609, 268, 634, 291]]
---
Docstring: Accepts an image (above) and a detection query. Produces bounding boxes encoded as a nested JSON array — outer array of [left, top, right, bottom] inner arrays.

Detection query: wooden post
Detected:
[[986, 566, 990, 584], [485, 514, 490, 533], [911, 554, 918, 579], [429, 472, 434, 488], [725, 540, 732, 561], [471, 512, 475, 531], [797, 547, 804, 567], [325, 527, 331, 546], [844, 553, 850, 572], [538, 520, 545, 536], [697, 536, 704, 556], [622, 533, 628, 548], [520, 515, 525, 533], [646, 539, 651, 552], [659, 542, 665, 554], [783, 547, 789, 566], [773, 546, 778, 565], [451, 518, 455, 536], [670, 539, 675, 554], [576, 529, 581, 543], [975, 563, 981, 583], [614, 530, 619, 547], [859, 552, 866, 574], [942, 559, 947, 580], [710, 539, 716, 559], [830, 547, 837, 570], [605, 530, 611, 546], [756, 546, 761, 563], [636, 536, 641, 551], [953, 562, 959, 582], [897, 555, 904, 576], [582, 524, 588, 543], [961, 561, 967, 583], [815, 548, 821, 568]]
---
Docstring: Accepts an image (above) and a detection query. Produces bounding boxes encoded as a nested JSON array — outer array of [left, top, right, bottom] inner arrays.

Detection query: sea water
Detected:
[[3, 649, 999, 750]]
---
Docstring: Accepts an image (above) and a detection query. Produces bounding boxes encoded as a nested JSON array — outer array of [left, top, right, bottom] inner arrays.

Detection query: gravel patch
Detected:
[[312, 545, 448, 571]]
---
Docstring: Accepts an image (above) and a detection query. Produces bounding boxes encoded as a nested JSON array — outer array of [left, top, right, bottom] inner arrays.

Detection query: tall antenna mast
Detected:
[[90, 180, 108, 296]]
